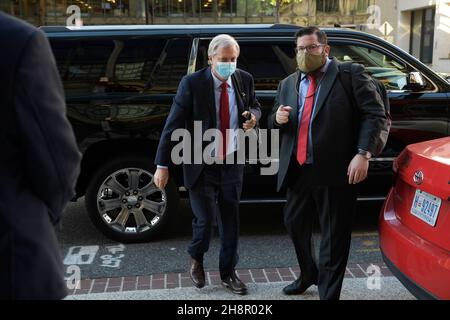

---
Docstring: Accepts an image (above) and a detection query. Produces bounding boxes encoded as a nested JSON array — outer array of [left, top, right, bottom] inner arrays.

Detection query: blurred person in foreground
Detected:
[[0, 12, 81, 300]]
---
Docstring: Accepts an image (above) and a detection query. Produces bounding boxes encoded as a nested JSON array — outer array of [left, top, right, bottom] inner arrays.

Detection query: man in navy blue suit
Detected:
[[154, 34, 261, 295]]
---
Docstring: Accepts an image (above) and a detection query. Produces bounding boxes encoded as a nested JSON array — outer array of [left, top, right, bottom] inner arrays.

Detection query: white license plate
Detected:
[[410, 189, 442, 227]]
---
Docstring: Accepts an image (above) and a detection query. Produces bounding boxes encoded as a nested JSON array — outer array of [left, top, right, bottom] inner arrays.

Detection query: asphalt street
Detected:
[[57, 198, 385, 280], [57, 198, 418, 300]]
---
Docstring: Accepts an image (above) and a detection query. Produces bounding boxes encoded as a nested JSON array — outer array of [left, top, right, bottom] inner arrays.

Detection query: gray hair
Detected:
[[208, 34, 240, 57]]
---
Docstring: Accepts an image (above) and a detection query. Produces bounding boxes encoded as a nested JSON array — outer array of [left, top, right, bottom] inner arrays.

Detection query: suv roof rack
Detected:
[[39, 26, 71, 32], [271, 24, 299, 29], [40, 24, 281, 32]]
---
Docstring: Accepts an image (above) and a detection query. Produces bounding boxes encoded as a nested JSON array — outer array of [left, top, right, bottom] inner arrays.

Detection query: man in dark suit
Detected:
[[154, 34, 261, 295], [268, 27, 386, 300], [0, 13, 82, 299]]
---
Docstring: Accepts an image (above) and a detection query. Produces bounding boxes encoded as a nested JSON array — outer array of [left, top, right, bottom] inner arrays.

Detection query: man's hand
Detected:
[[275, 105, 292, 125], [347, 154, 369, 184], [154, 167, 169, 190], [242, 111, 257, 131]]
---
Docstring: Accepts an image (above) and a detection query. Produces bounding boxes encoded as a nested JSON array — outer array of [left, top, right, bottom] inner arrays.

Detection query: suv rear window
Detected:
[[330, 44, 410, 91], [51, 37, 191, 95], [196, 39, 296, 91], [196, 38, 432, 92]]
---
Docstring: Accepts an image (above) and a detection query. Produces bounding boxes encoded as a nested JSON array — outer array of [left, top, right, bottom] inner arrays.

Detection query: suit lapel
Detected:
[[289, 71, 301, 127], [203, 67, 217, 128], [311, 58, 339, 122], [231, 71, 245, 116]]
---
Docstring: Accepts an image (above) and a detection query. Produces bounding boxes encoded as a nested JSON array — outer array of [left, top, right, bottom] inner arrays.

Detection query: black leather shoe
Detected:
[[282, 277, 318, 295], [189, 258, 205, 288], [222, 271, 248, 295]]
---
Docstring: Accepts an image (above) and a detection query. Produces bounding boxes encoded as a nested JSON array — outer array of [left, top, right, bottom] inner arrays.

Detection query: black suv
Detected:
[[42, 24, 450, 242]]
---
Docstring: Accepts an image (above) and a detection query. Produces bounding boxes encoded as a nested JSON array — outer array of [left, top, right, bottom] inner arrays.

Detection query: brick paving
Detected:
[[68, 263, 393, 295]]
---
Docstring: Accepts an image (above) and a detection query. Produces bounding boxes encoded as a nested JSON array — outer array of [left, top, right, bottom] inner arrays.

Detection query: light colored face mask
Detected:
[[215, 62, 237, 79], [296, 50, 325, 73]]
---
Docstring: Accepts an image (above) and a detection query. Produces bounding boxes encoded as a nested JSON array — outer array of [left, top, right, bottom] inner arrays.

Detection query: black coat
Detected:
[[0, 13, 81, 299], [155, 67, 261, 189], [268, 58, 387, 191]]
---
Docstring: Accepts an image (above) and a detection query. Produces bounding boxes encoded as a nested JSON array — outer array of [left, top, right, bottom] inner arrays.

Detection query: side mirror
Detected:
[[438, 73, 450, 82], [405, 71, 427, 91]]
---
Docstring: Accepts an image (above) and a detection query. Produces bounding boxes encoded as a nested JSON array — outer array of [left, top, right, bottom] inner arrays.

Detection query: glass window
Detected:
[[241, 0, 273, 17], [200, 0, 214, 17], [104, 0, 130, 17], [153, 0, 168, 17], [410, 9, 423, 59], [0, 0, 19, 16], [45, 0, 66, 18], [0, 0, 39, 19], [357, 0, 370, 13], [44, 0, 130, 18], [410, 7, 435, 64], [421, 7, 435, 64], [316, 0, 338, 13], [330, 44, 410, 90], [184, 0, 199, 17], [51, 39, 114, 95], [173, 0, 212, 18], [114, 38, 191, 93], [51, 37, 191, 95], [218, 0, 236, 17], [196, 40, 297, 90], [169, 0, 185, 17]]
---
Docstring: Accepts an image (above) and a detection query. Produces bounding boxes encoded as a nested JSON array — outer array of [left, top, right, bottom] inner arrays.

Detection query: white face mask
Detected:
[[215, 62, 237, 79]]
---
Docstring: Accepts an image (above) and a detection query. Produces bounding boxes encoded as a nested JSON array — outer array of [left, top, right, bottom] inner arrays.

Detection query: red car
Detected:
[[379, 137, 450, 300]]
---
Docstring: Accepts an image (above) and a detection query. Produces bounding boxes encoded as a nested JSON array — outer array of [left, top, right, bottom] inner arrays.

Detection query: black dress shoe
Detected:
[[222, 271, 248, 295], [282, 277, 318, 295], [189, 258, 205, 288]]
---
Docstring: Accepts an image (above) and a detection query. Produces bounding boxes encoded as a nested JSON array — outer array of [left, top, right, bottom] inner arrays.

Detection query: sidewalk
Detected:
[[66, 264, 415, 300]]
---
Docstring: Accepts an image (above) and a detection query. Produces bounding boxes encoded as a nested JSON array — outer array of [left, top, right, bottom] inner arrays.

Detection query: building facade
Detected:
[[0, 0, 374, 26], [395, 0, 450, 72], [2, 0, 449, 72]]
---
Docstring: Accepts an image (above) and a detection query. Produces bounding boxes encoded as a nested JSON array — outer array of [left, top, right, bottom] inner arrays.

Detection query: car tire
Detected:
[[85, 156, 179, 243]]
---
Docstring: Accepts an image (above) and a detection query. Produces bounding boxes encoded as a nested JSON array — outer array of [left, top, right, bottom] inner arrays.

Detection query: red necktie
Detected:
[[220, 82, 230, 159], [297, 74, 317, 165]]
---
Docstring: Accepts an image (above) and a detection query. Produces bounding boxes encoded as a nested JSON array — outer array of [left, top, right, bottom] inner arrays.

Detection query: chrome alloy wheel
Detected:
[[96, 168, 166, 235]]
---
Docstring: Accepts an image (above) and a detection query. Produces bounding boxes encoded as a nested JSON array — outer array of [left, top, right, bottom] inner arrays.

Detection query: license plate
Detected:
[[410, 189, 442, 227]]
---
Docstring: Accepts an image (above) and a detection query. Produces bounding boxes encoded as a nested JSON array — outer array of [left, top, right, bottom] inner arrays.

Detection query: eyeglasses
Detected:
[[295, 44, 325, 53]]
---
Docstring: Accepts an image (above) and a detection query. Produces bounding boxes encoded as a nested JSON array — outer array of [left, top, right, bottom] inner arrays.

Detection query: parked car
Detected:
[[41, 24, 450, 242], [379, 137, 450, 300]]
